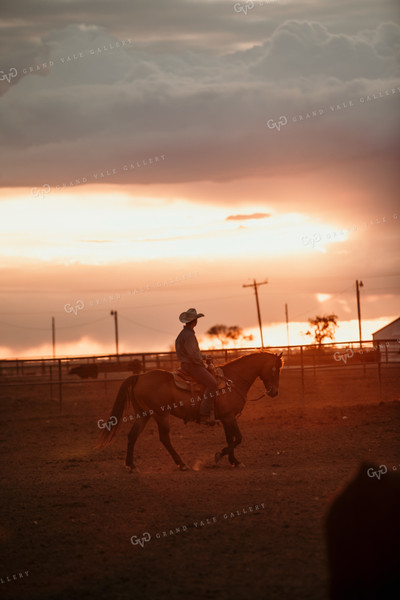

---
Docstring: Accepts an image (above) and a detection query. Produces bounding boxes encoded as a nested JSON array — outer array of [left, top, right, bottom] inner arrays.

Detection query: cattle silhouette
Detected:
[[325, 462, 400, 599], [69, 364, 98, 379], [69, 360, 141, 379]]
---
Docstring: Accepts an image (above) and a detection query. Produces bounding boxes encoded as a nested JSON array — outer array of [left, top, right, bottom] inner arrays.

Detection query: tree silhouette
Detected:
[[305, 314, 339, 346], [207, 324, 254, 348]]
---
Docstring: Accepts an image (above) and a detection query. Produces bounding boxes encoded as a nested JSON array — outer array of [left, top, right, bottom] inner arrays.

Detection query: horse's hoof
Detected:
[[179, 464, 191, 471], [232, 462, 245, 468], [125, 465, 138, 473], [215, 452, 223, 464]]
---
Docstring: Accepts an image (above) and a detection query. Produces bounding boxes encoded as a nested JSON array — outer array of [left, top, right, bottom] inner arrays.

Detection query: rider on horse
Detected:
[[175, 308, 218, 425]]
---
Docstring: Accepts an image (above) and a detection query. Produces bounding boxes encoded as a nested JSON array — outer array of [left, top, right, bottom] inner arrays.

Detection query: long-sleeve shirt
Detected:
[[175, 326, 204, 366]]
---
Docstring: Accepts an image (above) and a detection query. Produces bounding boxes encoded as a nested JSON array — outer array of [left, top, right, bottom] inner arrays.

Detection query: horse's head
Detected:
[[260, 352, 283, 398]]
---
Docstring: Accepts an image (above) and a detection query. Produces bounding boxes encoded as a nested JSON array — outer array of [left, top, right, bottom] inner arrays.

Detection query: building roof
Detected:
[[372, 317, 400, 336]]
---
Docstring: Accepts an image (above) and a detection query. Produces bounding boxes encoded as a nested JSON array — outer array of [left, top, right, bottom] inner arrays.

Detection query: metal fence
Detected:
[[0, 339, 399, 412]]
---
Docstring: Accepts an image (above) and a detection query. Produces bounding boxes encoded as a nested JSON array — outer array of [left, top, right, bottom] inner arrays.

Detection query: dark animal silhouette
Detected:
[[69, 365, 98, 379], [69, 359, 142, 379], [325, 462, 400, 599]]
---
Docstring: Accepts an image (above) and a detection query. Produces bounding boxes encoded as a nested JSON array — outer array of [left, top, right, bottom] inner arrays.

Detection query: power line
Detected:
[[242, 279, 268, 348], [0, 320, 50, 331], [57, 316, 110, 329], [0, 315, 109, 331], [0, 291, 247, 316], [118, 314, 176, 336], [1, 271, 399, 312], [0, 278, 398, 317], [290, 284, 355, 320]]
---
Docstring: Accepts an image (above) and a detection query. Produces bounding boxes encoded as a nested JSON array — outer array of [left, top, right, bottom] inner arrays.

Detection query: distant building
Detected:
[[372, 318, 400, 362]]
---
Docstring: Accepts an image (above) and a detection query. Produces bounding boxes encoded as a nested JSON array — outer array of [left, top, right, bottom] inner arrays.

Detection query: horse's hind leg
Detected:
[[154, 415, 189, 471], [126, 416, 151, 472]]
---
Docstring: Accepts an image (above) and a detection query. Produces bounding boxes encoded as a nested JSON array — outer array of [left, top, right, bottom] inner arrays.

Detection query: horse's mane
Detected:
[[221, 350, 283, 369]]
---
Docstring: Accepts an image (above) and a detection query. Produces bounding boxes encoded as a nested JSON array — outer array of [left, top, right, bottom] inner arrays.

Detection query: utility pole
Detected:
[[110, 310, 119, 357], [356, 280, 364, 346], [242, 279, 268, 348], [52, 317, 56, 358], [285, 303, 290, 348]]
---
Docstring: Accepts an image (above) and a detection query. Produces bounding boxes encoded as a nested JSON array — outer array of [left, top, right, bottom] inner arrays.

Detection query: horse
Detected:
[[96, 351, 283, 471], [325, 462, 400, 599]]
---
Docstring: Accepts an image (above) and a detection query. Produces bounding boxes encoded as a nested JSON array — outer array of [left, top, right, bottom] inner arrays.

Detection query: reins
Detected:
[[225, 378, 247, 403], [222, 371, 265, 402], [221, 354, 281, 402]]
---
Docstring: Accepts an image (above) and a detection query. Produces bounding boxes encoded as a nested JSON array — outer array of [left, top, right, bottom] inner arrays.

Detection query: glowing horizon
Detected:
[[0, 187, 356, 264], [0, 316, 395, 360]]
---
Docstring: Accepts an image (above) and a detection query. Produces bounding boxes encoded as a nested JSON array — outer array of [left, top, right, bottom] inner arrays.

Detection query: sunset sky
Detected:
[[1, 0, 399, 358]]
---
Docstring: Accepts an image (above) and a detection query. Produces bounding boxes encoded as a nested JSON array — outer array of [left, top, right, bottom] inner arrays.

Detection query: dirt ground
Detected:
[[0, 364, 399, 600]]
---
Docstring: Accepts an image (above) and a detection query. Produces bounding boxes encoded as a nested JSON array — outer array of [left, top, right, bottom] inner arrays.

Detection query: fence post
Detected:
[[360, 342, 366, 377], [300, 345, 305, 401], [49, 364, 53, 401], [58, 359, 63, 413], [377, 361, 382, 401], [142, 354, 146, 372], [313, 348, 316, 377]]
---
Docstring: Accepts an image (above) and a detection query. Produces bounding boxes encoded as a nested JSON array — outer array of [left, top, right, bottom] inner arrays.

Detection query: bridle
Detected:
[[251, 368, 276, 401], [230, 355, 282, 401]]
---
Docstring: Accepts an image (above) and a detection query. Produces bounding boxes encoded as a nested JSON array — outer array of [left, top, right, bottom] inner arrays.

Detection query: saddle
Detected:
[[172, 365, 230, 395]]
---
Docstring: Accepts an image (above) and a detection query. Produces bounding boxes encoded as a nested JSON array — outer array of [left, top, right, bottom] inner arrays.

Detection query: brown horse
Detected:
[[97, 351, 283, 471]]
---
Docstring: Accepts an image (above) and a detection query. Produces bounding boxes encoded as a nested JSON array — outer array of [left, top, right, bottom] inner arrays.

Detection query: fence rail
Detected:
[[0, 340, 399, 412]]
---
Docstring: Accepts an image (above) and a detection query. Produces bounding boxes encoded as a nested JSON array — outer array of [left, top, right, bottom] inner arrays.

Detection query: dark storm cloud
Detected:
[[1, 13, 399, 192], [0, 0, 398, 48], [0, 1, 399, 225]]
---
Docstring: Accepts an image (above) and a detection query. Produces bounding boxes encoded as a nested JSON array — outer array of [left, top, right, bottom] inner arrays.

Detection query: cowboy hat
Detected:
[[179, 308, 205, 323]]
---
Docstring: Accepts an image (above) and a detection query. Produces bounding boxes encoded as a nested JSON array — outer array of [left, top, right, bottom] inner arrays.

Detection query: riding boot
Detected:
[[199, 400, 216, 426]]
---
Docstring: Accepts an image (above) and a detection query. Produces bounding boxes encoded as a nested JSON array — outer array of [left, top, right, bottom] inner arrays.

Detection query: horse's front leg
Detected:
[[216, 417, 244, 467]]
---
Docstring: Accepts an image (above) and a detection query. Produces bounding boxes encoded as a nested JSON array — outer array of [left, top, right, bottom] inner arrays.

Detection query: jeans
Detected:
[[181, 362, 218, 415]]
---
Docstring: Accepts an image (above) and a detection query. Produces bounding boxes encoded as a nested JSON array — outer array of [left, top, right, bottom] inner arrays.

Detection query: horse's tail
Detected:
[[95, 375, 139, 449]]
